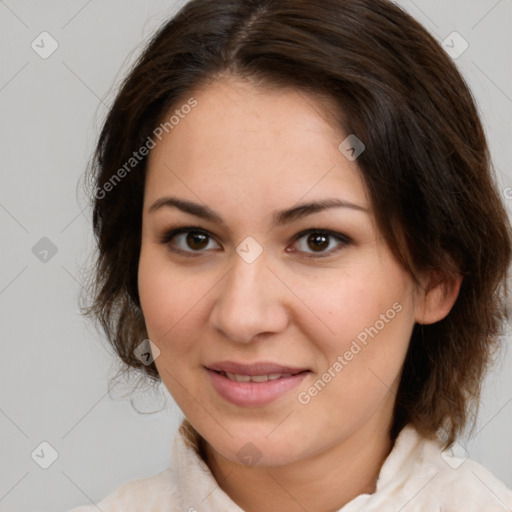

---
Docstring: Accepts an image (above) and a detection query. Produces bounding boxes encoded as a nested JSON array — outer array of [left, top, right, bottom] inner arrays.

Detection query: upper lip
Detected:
[[205, 361, 309, 376]]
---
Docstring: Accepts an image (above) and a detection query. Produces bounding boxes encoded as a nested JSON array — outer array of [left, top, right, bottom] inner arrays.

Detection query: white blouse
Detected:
[[68, 423, 512, 511]]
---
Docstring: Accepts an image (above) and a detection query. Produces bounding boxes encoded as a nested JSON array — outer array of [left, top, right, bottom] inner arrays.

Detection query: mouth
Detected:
[[204, 361, 311, 406], [205, 360, 310, 376], [212, 370, 307, 383]]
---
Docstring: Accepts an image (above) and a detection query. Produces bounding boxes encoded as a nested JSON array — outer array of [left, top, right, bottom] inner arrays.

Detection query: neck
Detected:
[[203, 418, 394, 512]]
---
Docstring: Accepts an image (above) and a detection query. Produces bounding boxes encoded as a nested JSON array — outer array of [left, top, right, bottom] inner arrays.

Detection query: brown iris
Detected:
[[186, 231, 209, 250], [307, 233, 329, 252]]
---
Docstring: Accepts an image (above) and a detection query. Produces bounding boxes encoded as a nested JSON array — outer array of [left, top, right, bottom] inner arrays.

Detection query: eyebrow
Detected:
[[148, 196, 368, 229]]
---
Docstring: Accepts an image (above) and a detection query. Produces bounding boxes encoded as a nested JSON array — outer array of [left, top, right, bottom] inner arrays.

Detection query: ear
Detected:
[[414, 270, 463, 325]]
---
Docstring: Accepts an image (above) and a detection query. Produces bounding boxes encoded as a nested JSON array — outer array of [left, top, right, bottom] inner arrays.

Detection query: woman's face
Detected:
[[138, 75, 425, 466]]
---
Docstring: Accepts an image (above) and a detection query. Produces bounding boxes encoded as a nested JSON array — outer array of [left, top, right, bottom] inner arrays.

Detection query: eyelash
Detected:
[[157, 225, 352, 260]]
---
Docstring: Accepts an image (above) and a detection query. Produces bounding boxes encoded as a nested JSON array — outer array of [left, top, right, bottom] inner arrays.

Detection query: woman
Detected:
[[70, 0, 512, 510]]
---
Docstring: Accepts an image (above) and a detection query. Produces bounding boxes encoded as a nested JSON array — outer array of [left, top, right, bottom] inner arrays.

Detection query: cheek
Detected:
[[284, 260, 414, 358], [295, 267, 415, 405], [290, 262, 416, 416], [137, 251, 213, 405], [292, 279, 414, 432], [137, 247, 208, 353]]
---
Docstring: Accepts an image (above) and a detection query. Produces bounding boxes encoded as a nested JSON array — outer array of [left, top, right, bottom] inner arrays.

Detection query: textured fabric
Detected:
[[68, 423, 512, 511]]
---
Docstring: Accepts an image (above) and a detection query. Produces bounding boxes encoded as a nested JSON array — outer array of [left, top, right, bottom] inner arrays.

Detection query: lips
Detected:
[[204, 361, 311, 406]]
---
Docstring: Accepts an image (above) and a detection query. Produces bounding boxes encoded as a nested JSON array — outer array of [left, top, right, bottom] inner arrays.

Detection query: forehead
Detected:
[[144, 76, 369, 212]]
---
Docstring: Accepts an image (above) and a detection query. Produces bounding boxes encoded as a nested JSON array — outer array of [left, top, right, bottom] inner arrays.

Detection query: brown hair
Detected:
[[80, 0, 512, 448]]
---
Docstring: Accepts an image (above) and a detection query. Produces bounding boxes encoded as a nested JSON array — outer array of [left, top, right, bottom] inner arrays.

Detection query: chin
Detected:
[[199, 422, 309, 468]]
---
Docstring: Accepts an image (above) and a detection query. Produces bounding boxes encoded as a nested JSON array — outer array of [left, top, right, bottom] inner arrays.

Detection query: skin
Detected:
[[138, 74, 461, 512]]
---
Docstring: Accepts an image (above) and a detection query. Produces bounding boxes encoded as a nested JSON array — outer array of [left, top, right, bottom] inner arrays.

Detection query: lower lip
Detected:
[[206, 368, 310, 407]]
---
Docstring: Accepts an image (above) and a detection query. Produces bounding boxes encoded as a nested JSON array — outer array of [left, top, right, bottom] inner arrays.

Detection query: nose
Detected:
[[209, 250, 289, 344]]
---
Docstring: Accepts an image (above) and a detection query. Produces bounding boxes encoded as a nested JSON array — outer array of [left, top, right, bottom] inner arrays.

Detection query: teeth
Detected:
[[225, 372, 251, 382], [251, 374, 269, 382], [222, 372, 294, 382]]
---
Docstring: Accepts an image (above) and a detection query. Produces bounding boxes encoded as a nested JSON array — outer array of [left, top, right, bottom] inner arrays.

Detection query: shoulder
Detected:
[[67, 467, 181, 512], [407, 428, 512, 511], [66, 420, 217, 512], [66, 422, 206, 512]]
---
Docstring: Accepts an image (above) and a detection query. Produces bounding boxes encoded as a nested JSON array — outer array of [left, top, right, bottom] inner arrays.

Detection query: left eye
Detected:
[[158, 227, 351, 258], [290, 229, 351, 258]]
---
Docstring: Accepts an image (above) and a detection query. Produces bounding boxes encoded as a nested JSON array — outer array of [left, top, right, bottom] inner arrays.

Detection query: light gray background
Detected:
[[0, 1, 511, 511]]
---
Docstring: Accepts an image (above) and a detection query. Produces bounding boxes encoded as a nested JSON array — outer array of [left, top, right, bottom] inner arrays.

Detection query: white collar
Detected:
[[172, 424, 434, 511], [93, 423, 510, 511]]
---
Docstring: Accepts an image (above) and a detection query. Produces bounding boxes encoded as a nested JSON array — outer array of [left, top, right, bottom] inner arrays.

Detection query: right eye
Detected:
[[158, 226, 221, 256]]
